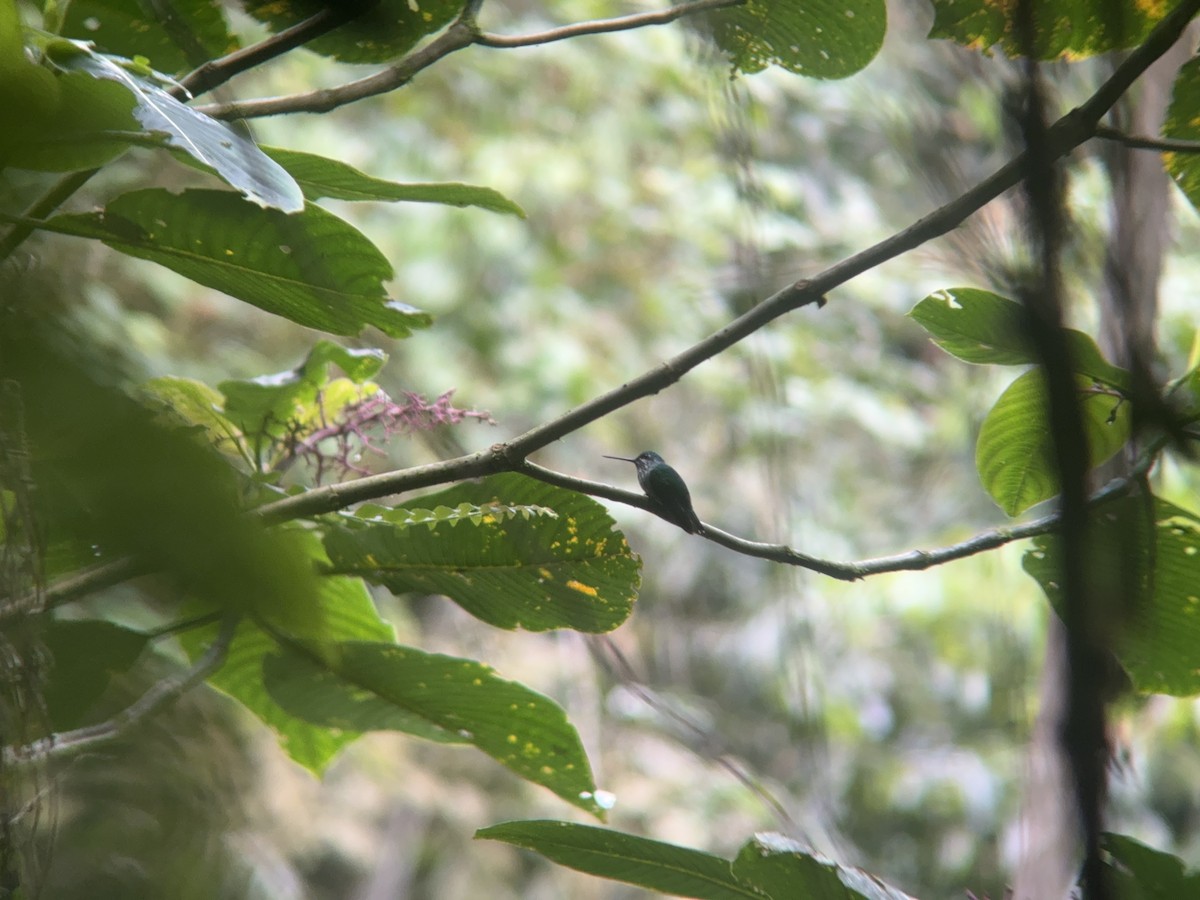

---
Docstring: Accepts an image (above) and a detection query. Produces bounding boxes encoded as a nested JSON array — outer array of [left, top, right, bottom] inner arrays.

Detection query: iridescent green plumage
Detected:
[[603, 450, 703, 534]]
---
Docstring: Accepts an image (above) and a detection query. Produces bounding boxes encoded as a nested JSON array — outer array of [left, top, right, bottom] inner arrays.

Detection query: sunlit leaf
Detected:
[[323, 474, 641, 632], [264, 641, 604, 815], [47, 190, 431, 338], [477, 821, 758, 898], [976, 370, 1130, 516], [929, 0, 1158, 59], [910, 288, 1129, 388], [265, 147, 525, 216]]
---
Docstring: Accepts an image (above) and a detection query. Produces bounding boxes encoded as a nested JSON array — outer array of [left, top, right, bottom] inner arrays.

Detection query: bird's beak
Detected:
[[602, 454, 637, 463]]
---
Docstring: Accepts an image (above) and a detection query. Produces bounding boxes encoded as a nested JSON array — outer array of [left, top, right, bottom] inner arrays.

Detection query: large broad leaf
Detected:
[[243, 0, 463, 64], [1102, 832, 1200, 898], [929, 0, 1159, 59], [264, 640, 604, 815], [264, 147, 525, 216], [910, 288, 1129, 388], [322, 473, 641, 632], [1024, 499, 1200, 696], [42, 619, 149, 732], [62, 0, 239, 75], [47, 41, 301, 211], [1165, 58, 1200, 217], [702, 0, 885, 79], [476, 821, 760, 899], [976, 370, 1130, 516], [219, 340, 387, 438], [47, 189, 431, 338], [181, 572, 396, 774], [731, 834, 916, 899]]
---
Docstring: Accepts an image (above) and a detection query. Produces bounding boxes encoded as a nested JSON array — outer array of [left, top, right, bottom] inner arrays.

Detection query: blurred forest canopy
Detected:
[[6, 0, 1200, 898]]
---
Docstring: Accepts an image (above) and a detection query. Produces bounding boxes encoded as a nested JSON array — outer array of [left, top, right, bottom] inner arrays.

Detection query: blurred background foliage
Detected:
[[9, 0, 1200, 898]]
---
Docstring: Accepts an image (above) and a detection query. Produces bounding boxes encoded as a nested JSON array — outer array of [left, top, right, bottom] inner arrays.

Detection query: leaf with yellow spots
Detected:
[[263, 639, 604, 816], [324, 473, 641, 632]]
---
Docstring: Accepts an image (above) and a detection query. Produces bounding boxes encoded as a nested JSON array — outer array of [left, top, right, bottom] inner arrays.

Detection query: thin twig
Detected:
[[1095, 123, 1200, 153], [178, 3, 381, 99], [196, 0, 745, 120], [3, 616, 238, 764]]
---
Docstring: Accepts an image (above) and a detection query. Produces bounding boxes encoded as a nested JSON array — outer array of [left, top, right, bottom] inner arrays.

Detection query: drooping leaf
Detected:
[[42, 619, 149, 731], [910, 288, 1130, 388], [702, 0, 886, 79], [47, 190, 431, 338], [62, 0, 239, 75], [264, 641, 604, 815], [181, 571, 395, 774], [322, 473, 641, 632], [1024, 499, 1200, 697], [219, 340, 387, 438], [731, 833, 916, 899], [929, 0, 1159, 59], [264, 147, 525, 216], [476, 821, 759, 898], [243, 0, 463, 64], [976, 370, 1130, 516], [1102, 832, 1200, 898], [47, 41, 301, 211]]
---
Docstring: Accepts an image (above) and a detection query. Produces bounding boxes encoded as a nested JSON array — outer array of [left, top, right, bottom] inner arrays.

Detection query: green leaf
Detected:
[[909, 288, 1129, 388], [476, 821, 761, 898], [1102, 832, 1200, 898], [976, 370, 1130, 516], [1025, 499, 1200, 696], [702, 0, 886, 79], [182, 573, 395, 774], [48, 190, 431, 338], [264, 147, 525, 217], [48, 42, 302, 211], [929, 0, 1158, 59], [139, 376, 246, 458], [322, 474, 641, 632], [243, 0, 463, 64], [219, 340, 388, 438], [264, 642, 603, 815], [0, 70, 142, 173], [732, 833, 916, 899], [62, 0, 239, 75], [1165, 58, 1200, 218], [42, 620, 149, 731]]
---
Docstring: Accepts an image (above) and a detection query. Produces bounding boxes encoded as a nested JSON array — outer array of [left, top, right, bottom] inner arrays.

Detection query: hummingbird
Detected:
[[603, 451, 704, 534]]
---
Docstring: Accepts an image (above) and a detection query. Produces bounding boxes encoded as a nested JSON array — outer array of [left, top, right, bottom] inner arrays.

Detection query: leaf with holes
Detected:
[[48, 190, 430, 337], [322, 474, 641, 632], [264, 641, 604, 816], [701, 0, 885, 79]]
